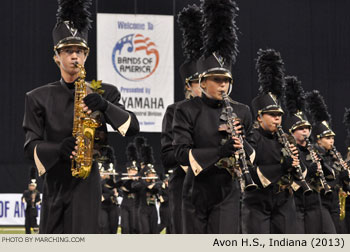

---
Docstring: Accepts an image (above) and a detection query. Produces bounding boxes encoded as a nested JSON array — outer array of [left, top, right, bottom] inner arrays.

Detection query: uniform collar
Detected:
[[258, 126, 276, 139], [201, 93, 223, 108]]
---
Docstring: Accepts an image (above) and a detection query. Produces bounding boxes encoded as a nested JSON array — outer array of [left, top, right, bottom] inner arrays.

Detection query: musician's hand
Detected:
[[59, 136, 77, 160], [232, 137, 243, 149], [148, 183, 155, 189], [291, 155, 300, 167], [289, 144, 299, 157], [311, 152, 320, 162], [219, 139, 236, 158], [233, 120, 243, 135], [308, 162, 318, 176], [83, 93, 108, 113]]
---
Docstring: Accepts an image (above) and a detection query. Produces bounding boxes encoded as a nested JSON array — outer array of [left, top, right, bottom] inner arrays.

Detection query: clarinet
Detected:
[[221, 92, 258, 192], [305, 137, 332, 195], [276, 125, 312, 195], [332, 146, 350, 180]]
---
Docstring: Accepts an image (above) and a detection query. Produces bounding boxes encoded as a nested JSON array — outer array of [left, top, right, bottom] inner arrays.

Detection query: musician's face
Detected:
[[128, 169, 137, 176], [258, 112, 282, 132], [317, 136, 334, 150], [147, 172, 155, 178], [201, 76, 230, 100], [187, 82, 201, 98], [28, 185, 36, 191], [55, 46, 88, 76], [293, 126, 311, 145]]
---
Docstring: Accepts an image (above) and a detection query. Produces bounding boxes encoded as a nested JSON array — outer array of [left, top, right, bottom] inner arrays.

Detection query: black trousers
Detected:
[[320, 188, 340, 233], [181, 168, 199, 234], [168, 169, 185, 234], [39, 164, 101, 234], [242, 184, 297, 234], [188, 178, 241, 234], [99, 204, 119, 234], [159, 203, 171, 233], [138, 204, 158, 234], [120, 197, 138, 234], [24, 209, 38, 234], [294, 189, 324, 233]]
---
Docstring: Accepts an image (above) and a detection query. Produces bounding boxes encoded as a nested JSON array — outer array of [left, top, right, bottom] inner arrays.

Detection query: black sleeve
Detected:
[[102, 84, 139, 136], [161, 104, 178, 171], [173, 102, 221, 170], [23, 92, 61, 174]]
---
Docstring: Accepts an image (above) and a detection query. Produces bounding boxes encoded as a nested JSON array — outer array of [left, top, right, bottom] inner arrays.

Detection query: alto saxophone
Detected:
[[71, 62, 101, 179], [331, 146, 350, 220]]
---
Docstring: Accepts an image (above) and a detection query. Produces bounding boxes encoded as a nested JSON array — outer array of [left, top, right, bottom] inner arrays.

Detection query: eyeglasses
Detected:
[[60, 48, 87, 56]]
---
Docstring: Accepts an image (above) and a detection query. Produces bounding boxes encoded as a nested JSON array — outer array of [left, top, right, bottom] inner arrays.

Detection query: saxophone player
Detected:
[[22, 0, 139, 234]]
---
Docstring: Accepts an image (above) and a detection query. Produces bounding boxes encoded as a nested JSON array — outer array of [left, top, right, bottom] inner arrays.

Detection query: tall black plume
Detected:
[[56, 0, 92, 31], [256, 48, 285, 99], [284, 76, 306, 116], [177, 4, 203, 62], [201, 0, 239, 64]]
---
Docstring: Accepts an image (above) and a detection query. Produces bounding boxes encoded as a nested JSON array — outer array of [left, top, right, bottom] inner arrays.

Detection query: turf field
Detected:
[[0, 226, 166, 234]]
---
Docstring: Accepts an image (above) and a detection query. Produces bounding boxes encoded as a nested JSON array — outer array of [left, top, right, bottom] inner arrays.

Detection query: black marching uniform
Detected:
[[242, 49, 297, 234], [315, 145, 341, 233], [161, 102, 187, 234], [23, 1, 139, 233], [23, 80, 138, 233], [173, 95, 252, 233], [132, 175, 162, 234], [282, 75, 324, 233], [242, 127, 297, 233], [161, 3, 203, 234], [22, 189, 41, 234], [100, 177, 119, 234], [158, 178, 171, 233], [117, 178, 139, 234], [306, 89, 343, 233], [294, 144, 325, 233]]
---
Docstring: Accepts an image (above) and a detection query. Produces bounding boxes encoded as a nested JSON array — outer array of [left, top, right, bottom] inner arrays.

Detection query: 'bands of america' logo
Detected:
[[112, 34, 159, 81]]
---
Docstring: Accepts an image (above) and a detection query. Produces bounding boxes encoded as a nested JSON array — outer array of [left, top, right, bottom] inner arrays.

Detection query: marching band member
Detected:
[[132, 163, 162, 234], [161, 3, 202, 234], [282, 76, 324, 233], [22, 166, 41, 234], [306, 90, 349, 233], [173, 0, 253, 233], [117, 143, 140, 234], [22, 0, 139, 233], [242, 49, 299, 234]]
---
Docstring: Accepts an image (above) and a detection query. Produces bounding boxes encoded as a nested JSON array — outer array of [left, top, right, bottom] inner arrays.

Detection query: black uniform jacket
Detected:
[[172, 94, 252, 203], [247, 127, 290, 187], [22, 190, 41, 212], [23, 80, 139, 177], [161, 101, 187, 178]]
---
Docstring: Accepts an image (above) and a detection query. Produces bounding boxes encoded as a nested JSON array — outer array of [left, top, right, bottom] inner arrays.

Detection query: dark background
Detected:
[[1, 0, 350, 193]]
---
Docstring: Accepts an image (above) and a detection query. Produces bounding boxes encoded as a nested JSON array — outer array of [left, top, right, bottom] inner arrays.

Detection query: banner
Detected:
[[97, 13, 174, 132], [0, 194, 41, 225]]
